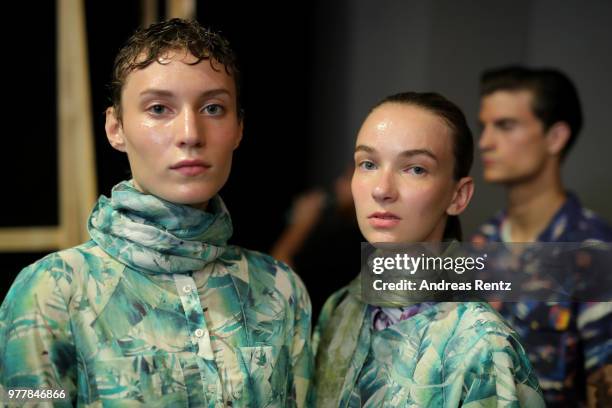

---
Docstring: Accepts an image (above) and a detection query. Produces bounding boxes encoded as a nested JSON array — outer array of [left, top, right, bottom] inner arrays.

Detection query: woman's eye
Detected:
[[359, 161, 376, 170], [203, 104, 224, 115], [407, 166, 427, 176], [148, 104, 167, 115]]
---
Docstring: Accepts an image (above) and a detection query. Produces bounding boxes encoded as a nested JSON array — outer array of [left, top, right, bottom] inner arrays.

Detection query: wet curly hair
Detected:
[[109, 18, 241, 120]]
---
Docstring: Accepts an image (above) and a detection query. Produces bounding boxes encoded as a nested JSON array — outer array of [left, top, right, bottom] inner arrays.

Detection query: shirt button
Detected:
[[182, 285, 192, 294], [194, 328, 205, 338]]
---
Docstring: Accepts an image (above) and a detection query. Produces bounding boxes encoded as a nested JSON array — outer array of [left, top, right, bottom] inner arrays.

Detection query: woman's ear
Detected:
[[105, 107, 126, 152], [233, 117, 244, 150], [446, 176, 474, 216]]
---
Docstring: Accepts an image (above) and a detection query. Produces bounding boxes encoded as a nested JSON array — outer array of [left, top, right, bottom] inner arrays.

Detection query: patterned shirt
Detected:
[[0, 181, 314, 407], [313, 279, 545, 407], [370, 304, 434, 332], [472, 192, 612, 407]]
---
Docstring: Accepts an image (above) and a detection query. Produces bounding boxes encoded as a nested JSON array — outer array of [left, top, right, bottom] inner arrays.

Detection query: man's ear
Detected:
[[105, 106, 126, 152], [545, 121, 571, 156], [446, 176, 474, 216]]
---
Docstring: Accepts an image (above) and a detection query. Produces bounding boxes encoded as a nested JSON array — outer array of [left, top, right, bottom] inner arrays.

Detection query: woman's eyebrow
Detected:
[[139, 89, 175, 98], [196, 89, 231, 99], [355, 145, 375, 154], [138, 88, 231, 99], [399, 149, 438, 162], [356, 145, 437, 162]]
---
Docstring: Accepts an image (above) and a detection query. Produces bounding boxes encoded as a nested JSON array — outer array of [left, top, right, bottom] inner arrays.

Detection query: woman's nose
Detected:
[[372, 170, 398, 203], [176, 108, 204, 148]]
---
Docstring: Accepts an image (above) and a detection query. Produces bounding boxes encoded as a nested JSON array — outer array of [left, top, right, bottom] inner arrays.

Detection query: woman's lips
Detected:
[[368, 212, 401, 228], [170, 159, 211, 176], [173, 165, 209, 176]]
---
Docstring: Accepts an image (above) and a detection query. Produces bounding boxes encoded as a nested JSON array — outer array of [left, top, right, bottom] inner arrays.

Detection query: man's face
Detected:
[[105, 50, 242, 209], [478, 90, 549, 184]]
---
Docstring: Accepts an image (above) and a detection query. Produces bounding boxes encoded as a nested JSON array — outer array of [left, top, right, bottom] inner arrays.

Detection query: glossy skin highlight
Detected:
[[352, 103, 473, 244], [105, 50, 243, 209]]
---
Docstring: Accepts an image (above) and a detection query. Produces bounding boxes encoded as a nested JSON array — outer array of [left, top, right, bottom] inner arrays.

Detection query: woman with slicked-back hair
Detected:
[[313, 92, 544, 407]]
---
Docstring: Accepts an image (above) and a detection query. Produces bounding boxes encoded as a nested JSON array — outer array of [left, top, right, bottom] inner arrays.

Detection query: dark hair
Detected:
[[109, 18, 241, 120], [480, 65, 582, 159], [372, 92, 474, 241]]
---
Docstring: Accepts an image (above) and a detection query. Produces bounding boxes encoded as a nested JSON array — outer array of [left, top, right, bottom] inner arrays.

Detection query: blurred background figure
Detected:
[[472, 65, 612, 407], [271, 165, 362, 320]]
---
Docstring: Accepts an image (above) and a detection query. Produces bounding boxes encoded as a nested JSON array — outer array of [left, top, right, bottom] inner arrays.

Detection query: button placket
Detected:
[[174, 275, 209, 345], [173, 273, 225, 405]]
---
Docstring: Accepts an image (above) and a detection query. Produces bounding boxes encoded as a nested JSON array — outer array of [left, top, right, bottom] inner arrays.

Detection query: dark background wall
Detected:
[[309, 0, 612, 235], [1, 1, 611, 304]]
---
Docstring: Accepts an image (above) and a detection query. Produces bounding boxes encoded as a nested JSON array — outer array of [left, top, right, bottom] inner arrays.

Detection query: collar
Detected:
[[88, 180, 233, 274], [482, 192, 582, 242]]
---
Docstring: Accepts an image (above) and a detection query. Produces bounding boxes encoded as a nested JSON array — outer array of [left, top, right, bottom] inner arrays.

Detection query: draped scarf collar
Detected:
[[88, 180, 233, 274]]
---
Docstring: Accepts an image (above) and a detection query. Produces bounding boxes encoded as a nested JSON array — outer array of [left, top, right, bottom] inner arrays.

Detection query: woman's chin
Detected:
[[365, 231, 404, 245]]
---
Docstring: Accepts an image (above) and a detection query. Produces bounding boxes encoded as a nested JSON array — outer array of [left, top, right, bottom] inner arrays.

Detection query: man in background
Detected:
[[472, 65, 612, 407]]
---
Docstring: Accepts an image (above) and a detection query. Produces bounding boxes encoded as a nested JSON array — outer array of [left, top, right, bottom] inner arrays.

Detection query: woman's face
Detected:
[[352, 102, 472, 244], [105, 50, 242, 209]]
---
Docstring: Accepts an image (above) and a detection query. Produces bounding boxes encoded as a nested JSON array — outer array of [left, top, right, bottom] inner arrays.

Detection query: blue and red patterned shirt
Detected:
[[472, 192, 612, 407]]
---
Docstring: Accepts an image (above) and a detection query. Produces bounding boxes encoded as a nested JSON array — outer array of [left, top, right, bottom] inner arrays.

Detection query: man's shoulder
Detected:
[[471, 211, 505, 242], [471, 202, 612, 243], [535, 192, 612, 242], [571, 206, 612, 241]]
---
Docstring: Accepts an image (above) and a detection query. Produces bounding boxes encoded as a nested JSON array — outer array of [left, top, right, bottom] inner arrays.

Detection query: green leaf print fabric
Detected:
[[313, 277, 545, 407], [0, 180, 314, 407]]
